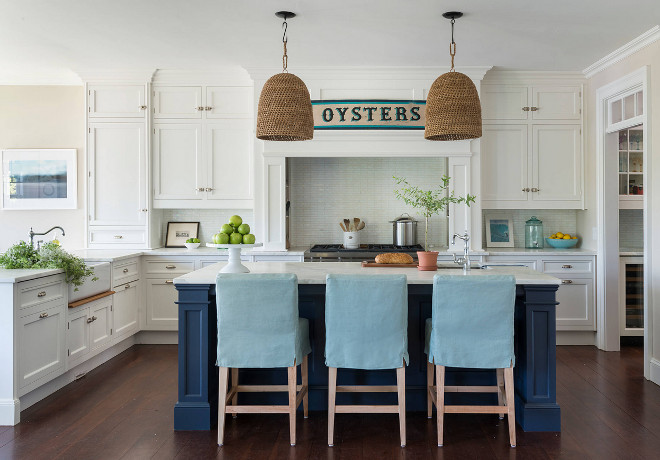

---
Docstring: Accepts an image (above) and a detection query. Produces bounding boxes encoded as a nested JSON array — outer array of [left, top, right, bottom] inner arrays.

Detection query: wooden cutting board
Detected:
[[361, 261, 419, 268]]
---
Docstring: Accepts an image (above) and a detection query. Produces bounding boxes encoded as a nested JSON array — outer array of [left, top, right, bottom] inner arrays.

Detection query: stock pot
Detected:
[[390, 214, 417, 246]]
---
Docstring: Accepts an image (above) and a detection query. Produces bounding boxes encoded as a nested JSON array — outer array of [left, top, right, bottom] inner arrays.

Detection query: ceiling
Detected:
[[0, 0, 658, 82]]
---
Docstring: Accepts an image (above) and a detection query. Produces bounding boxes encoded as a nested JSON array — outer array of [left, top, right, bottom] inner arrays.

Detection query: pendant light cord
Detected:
[[449, 17, 456, 71], [282, 16, 289, 72]]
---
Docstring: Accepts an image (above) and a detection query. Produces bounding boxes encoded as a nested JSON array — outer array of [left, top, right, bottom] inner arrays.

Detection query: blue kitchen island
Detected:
[[173, 262, 561, 432]]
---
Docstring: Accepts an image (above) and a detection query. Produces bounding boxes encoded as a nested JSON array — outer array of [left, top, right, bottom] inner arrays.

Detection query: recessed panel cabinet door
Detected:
[[153, 124, 204, 201], [532, 86, 581, 120], [88, 123, 146, 226], [113, 281, 140, 340], [88, 85, 145, 118], [67, 308, 91, 364], [153, 86, 203, 119], [90, 298, 113, 351], [145, 279, 178, 330], [206, 119, 253, 201], [481, 85, 528, 120], [556, 278, 594, 330], [480, 125, 529, 202], [532, 125, 582, 203], [205, 87, 252, 119]]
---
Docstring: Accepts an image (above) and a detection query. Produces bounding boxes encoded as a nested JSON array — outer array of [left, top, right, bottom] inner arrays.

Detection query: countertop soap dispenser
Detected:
[[525, 216, 544, 249]]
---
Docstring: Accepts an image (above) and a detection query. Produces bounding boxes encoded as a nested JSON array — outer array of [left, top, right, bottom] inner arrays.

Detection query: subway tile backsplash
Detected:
[[162, 209, 254, 245], [288, 157, 450, 249], [619, 209, 643, 248], [481, 209, 578, 248]]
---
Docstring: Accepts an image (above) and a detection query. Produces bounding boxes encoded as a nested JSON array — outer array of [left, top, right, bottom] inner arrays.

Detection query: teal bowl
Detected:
[[545, 237, 578, 249]]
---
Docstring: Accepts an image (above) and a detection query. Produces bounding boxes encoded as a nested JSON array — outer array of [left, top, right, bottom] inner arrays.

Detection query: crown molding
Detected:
[[152, 67, 252, 86], [583, 25, 660, 78], [483, 70, 586, 83]]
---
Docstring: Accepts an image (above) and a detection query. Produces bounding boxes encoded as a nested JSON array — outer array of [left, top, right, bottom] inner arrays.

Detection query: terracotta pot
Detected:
[[417, 251, 439, 271]]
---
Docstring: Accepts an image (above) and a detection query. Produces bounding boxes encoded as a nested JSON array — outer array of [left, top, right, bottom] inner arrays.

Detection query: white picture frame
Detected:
[[485, 215, 515, 247], [1, 149, 77, 210]]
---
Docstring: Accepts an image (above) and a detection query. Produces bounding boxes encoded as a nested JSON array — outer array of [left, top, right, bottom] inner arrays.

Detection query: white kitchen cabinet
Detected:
[[89, 297, 113, 351], [532, 124, 582, 203], [555, 278, 595, 331], [66, 296, 114, 368], [481, 85, 529, 120], [88, 85, 146, 118], [531, 86, 581, 120], [153, 86, 203, 119], [205, 86, 252, 119], [206, 120, 252, 202], [152, 85, 251, 120], [152, 124, 204, 201], [88, 123, 147, 226], [67, 306, 91, 364], [145, 279, 179, 330], [113, 280, 140, 341], [481, 125, 528, 203], [481, 84, 580, 121]]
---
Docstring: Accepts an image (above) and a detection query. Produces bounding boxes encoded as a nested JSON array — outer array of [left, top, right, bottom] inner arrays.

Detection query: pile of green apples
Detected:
[[212, 215, 256, 245]]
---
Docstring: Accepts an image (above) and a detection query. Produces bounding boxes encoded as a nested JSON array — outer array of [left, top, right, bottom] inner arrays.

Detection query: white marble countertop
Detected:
[[69, 247, 307, 262], [484, 247, 597, 256], [0, 268, 63, 283], [173, 262, 561, 286]]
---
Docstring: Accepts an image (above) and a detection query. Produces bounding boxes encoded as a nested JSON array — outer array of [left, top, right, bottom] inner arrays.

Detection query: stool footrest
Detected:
[[226, 406, 292, 414], [234, 384, 304, 392], [441, 385, 499, 393], [444, 405, 508, 414], [336, 385, 398, 393], [336, 405, 400, 414]]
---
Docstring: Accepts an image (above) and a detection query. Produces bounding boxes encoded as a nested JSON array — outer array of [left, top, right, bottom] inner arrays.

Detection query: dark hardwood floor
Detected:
[[2, 344, 660, 459]]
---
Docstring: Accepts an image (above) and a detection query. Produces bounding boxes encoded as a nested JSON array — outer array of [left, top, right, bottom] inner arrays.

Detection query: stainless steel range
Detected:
[[305, 244, 425, 262]]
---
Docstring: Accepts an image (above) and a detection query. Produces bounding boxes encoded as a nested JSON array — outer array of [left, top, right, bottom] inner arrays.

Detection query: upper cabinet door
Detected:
[[206, 119, 253, 202], [153, 123, 204, 202], [205, 87, 252, 119], [88, 123, 146, 226], [480, 124, 529, 203], [88, 85, 146, 118], [481, 85, 529, 120], [153, 86, 203, 119], [532, 124, 582, 203], [531, 86, 581, 120]]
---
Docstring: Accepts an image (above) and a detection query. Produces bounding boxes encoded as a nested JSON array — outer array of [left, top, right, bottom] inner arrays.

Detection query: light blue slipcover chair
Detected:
[[425, 274, 517, 447], [325, 274, 409, 447], [215, 273, 311, 447]]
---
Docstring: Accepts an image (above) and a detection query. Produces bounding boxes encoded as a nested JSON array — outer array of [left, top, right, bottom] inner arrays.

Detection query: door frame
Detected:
[[595, 66, 650, 379]]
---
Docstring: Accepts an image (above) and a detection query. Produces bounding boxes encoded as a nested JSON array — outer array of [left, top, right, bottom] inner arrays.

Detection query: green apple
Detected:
[[237, 223, 250, 235], [220, 224, 234, 234], [242, 234, 256, 244], [229, 215, 242, 227], [186, 238, 194, 243], [193, 238, 200, 243], [229, 232, 243, 244], [213, 233, 229, 244]]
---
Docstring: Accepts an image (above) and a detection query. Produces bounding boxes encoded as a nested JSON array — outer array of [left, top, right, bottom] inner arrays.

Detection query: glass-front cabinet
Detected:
[[619, 126, 643, 209]]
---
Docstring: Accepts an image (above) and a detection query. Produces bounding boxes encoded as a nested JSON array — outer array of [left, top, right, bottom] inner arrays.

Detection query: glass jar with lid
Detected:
[[525, 216, 544, 248]]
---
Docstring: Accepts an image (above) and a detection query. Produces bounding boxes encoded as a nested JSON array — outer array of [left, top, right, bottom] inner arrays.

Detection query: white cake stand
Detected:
[[206, 242, 263, 273]]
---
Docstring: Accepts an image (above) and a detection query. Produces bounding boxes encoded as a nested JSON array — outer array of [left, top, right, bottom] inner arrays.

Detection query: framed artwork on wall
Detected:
[[485, 215, 515, 247], [165, 221, 200, 247], [1, 149, 77, 210]]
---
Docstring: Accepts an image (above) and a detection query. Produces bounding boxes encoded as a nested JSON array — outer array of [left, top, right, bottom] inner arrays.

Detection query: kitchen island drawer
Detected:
[[18, 274, 65, 311], [89, 227, 146, 245], [144, 259, 195, 275], [113, 258, 140, 286], [543, 260, 592, 274]]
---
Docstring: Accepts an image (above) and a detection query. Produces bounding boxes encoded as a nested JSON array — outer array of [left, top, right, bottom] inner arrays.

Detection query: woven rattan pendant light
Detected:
[[425, 12, 482, 141], [257, 11, 313, 141]]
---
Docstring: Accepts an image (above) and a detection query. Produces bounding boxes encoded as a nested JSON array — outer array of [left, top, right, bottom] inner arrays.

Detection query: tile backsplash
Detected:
[[288, 157, 450, 249], [619, 209, 643, 249], [481, 209, 577, 248], [161, 209, 254, 245]]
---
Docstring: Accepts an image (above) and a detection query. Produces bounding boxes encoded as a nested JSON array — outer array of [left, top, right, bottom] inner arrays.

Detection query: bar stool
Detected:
[[425, 274, 517, 447], [325, 274, 408, 447], [215, 273, 311, 447]]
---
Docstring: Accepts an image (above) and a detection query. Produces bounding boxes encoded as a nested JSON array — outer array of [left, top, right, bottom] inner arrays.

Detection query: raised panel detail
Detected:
[[481, 125, 528, 202]]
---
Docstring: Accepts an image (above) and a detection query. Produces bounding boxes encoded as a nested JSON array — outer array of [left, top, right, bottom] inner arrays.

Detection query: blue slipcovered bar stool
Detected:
[[215, 273, 311, 447], [425, 274, 517, 447], [325, 274, 409, 447]]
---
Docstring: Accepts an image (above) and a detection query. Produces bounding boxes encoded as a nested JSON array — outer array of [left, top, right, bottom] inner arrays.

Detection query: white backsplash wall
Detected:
[[481, 210, 578, 248], [161, 209, 254, 245], [619, 209, 644, 249], [288, 157, 450, 249]]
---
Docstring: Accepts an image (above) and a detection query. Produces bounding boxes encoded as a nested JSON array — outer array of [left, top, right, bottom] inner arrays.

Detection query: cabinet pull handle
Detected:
[[37, 291, 47, 297], [165, 280, 174, 284], [196, 106, 204, 111], [530, 106, 539, 111], [521, 188, 530, 192], [531, 187, 540, 192], [125, 284, 131, 289], [205, 187, 214, 192], [114, 235, 123, 239], [522, 107, 530, 111], [141, 208, 148, 212], [562, 264, 573, 269], [87, 317, 94, 323], [205, 106, 213, 111], [561, 280, 573, 284], [139, 105, 147, 110], [165, 265, 176, 269], [123, 268, 129, 273], [39, 312, 49, 318]]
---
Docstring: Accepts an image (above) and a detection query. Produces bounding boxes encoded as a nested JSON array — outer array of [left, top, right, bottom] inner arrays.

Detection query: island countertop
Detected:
[[173, 261, 561, 285]]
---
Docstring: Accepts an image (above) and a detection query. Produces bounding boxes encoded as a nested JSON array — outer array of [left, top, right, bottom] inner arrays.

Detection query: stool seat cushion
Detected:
[[325, 274, 408, 370], [216, 273, 311, 368], [425, 275, 516, 369]]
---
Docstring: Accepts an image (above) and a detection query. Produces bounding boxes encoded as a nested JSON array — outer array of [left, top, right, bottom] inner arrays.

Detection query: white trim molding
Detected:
[[583, 26, 660, 78]]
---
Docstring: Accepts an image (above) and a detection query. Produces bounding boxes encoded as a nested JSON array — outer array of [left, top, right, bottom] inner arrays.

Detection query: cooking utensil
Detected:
[[340, 222, 347, 232], [357, 221, 365, 231], [344, 219, 351, 232], [354, 217, 360, 230], [390, 214, 417, 246]]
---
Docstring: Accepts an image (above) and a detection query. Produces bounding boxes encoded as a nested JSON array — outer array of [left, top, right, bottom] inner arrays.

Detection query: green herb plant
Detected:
[[393, 176, 476, 251], [0, 241, 97, 290]]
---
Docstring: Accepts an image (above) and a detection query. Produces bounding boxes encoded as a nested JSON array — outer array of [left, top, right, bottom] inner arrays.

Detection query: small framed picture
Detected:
[[486, 216, 515, 247], [165, 222, 200, 247]]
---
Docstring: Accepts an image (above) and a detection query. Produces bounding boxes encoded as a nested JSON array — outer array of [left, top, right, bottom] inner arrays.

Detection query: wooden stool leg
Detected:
[[231, 368, 239, 418], [504, 366, 516, 447], [496, 368, 505, 420], [328, 367, 337, 447], [396, 366, 406, 447], [436, 365, 445, 447], [302, 355, 309, 418], [427, 360, 434, 418], [217, 367, 229, 446], [288, 364, 297, 446]]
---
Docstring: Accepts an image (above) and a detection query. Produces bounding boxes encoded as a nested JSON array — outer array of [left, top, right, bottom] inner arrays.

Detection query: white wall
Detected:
[[0, 86, 85, 252]]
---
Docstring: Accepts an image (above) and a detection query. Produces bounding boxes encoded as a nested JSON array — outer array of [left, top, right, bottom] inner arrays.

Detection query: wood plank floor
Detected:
[[2, 344, 660, 459]]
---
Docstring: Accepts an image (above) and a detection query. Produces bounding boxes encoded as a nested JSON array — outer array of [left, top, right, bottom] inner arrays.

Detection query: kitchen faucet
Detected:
[[29, 226, 65, 248], [452, 231, 471, 272]]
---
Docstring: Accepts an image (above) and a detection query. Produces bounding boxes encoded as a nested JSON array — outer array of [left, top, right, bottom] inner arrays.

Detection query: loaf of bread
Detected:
[[375, 253, 414, 264]]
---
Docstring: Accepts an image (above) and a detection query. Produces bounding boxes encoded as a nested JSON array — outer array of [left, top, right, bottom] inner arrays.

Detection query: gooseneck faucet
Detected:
[[29, 226, 65, 248], [452, 231, 471, 272]]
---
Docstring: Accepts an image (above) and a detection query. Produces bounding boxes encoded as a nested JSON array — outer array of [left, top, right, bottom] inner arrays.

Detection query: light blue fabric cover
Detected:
[[216, 273, 311, 368], [325, 274, 409, 370], [425, 275, 516, 369]]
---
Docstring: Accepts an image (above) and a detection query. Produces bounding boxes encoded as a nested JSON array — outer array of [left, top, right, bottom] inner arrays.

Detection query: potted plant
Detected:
[[393, 175, 476, 270]]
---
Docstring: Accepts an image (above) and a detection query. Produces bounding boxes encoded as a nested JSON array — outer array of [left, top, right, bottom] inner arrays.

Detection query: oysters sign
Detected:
[[312, 100, 426, 130]]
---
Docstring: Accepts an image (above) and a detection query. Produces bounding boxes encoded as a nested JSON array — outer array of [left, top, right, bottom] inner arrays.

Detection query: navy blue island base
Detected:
[[174, 282, 560, 432]]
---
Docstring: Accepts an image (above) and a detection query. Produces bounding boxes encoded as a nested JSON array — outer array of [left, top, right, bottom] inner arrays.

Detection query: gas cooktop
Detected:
[[309, 244, 424, 253]]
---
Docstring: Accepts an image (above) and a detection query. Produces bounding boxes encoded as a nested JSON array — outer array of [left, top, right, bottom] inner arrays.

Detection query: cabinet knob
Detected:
[[86, 317, 94, 323], [165, 279, 174, 284], [522, 188, 530, 192], [139, 105, 147, 110], [205, 106, 213, 111], [196, 187, 205, 192], [561, 279, 573, 284], [205, 187, 214, 192], [522, 107, 530, 111], [530, 106, 539, 111], [141, 208, 148, 212], [37, 291, 47, 297], [562, 264, 573, 269], [114, 235, 123, 239], [531, 187, 540, 192], [123, 268, 129, 273], [165, 265, 176, 269], [39, 312, 49, 319], [196, 106, 205, 111]]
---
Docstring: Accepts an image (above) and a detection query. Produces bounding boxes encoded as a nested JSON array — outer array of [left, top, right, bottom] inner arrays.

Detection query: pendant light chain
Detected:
[[282, 17, 289, 72], [449, 17, 456, 71]]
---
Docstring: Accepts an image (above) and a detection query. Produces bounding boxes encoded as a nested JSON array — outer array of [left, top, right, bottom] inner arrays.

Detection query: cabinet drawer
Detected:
[[113, 258, 140, 286], [543, 261, 592, 275], [18, 275, 65, 311], [89, 227, 146, 245], [144, 259, 195, 275]]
